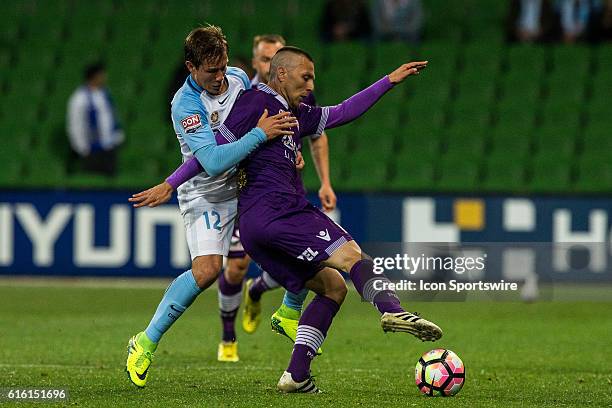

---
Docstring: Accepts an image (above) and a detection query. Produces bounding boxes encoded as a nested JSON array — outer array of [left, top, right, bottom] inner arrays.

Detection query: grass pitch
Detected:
[[0, 279, 611, 407]]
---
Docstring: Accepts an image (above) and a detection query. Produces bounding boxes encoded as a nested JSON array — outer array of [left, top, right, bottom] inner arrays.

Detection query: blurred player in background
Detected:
[[165, 47, 442, 393], [124, 25, 296, 388]]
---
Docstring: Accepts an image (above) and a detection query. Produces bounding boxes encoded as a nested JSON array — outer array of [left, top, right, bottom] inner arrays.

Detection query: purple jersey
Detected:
[[215, 83, 328, 213]]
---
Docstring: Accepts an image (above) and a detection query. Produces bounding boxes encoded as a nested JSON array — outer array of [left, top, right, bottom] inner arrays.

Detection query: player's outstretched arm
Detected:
[[321, 61, 428, 130]]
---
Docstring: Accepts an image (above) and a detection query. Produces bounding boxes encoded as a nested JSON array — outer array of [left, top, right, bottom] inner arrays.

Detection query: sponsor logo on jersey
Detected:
[[210, 111, 220, 126], [181, 114, 202, 133], [316, 229, 331, 241], [298, 247, 319, 261]]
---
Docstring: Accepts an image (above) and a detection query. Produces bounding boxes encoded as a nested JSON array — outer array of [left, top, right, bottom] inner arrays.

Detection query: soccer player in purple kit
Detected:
[[168, 46, 443, 393], [231, 34, 337, 355]]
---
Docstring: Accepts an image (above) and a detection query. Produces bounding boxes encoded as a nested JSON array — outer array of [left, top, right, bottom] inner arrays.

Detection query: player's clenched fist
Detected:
[[257, 109, 298, 140], [388, 61, 428, 84]]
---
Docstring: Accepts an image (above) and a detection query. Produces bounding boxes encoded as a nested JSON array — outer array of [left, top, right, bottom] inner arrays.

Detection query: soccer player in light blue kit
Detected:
[[125, 25, 297, 388]]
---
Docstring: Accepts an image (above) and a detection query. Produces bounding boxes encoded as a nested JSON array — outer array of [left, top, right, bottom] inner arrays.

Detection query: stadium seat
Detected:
[[389, 154, 435, 192], [443, 124, 486, 157], [481, 155, 526, 193], [343, 154, 389, 191], [401, 121, 442, 160], [582, 123, 612, 153], [436, 153, 480, 192], [574, 155, 612, 193], [528, 155, 571, 193], [489, 124, 531, 160], [534, 124, 576, 161]]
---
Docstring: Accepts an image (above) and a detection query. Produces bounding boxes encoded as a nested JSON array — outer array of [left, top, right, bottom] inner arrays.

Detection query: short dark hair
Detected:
[[274, 46, 313, 63], [252, 34, 286, 52], [269, 46, 315, 82], [184, 25, 228, 68], [84, 61, 105, 81]]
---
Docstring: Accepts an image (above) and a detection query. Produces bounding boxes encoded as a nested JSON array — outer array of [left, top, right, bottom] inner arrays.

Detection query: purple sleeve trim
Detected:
[[324, 76, 394, 129], [165, 156, 203, 190]]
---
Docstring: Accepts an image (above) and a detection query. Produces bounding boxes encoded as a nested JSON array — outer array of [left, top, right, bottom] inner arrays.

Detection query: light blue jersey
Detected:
[[171, 67, 266, 203]]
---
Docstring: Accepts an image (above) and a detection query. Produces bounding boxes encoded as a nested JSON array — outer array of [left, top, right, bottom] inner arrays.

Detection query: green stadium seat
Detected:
[[444, 124, 486, 157], [540, 100, 582, 128], [481, 155, 527, 193], [117, 148, 160, 186], [343, 154, 389, 191], [582, 123, 612, 153], [528, 155, 571, 193], [436, 153, 480, 192], [352, 126, 396, 159], [417, 42, 459, 79], [533, 125, 576, 160], [551, 45, 591, 80], [68, 173, 115, 189], [389, 154, 435, 192], [491, 126, 531, 161], [401, 121, 441, 160], [25, 153, 66, 188], [574, 155, 612, 193], [546, 74, 585, 106], [506, 45, 546, 74]]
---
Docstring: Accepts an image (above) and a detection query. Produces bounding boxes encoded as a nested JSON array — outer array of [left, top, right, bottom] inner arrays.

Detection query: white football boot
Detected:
[[277, 371, 321, 394]]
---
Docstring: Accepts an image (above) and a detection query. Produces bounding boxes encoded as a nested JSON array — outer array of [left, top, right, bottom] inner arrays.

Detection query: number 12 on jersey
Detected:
[[203, 210, 221, 231]]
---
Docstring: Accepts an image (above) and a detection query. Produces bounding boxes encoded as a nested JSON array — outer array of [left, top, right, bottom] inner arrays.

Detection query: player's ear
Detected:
[[185, 61, 196, 73], [277, 66, 287, 82]]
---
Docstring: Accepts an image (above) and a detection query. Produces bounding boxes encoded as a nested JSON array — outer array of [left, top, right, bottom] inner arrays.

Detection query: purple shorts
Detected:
[[227, 225, 247, 259], [239, 193, 353, 293]]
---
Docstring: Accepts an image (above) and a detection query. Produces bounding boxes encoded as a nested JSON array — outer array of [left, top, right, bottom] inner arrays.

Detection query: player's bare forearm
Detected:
[[310, 133, 331, 186], [310, 133, 337, 212]]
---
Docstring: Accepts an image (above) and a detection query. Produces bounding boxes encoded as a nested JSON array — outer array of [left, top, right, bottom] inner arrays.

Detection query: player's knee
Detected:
[[332, 241, 363, 273], [225, 258, 249, 284], [325, 278, 348, 305], [192, 257, 223, 289]]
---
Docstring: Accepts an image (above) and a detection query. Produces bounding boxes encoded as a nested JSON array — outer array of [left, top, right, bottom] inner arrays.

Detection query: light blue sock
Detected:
[[282, 289, 309, 313], [144, 270, 202, 343]]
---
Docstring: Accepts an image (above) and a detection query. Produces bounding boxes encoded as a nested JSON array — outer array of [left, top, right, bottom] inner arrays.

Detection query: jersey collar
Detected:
[[186, 75, 203, 93], [256, 83, 289, 110]]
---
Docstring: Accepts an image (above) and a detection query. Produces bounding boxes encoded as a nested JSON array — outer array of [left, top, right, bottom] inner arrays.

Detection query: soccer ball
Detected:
[[415, 349, 465, 396]]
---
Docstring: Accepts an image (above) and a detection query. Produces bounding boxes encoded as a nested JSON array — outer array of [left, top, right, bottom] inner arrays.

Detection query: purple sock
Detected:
[[248, 271, 279, 301], [350, 259, 404, 314], [218, 271, 242, 342], [287, 295, 340, 382]]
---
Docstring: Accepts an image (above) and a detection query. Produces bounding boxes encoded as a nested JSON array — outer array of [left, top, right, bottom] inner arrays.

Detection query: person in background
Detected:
[[507, 0, 559, 42], [66, 62, 124, 176], [321, 0, 372, 42], [371, 0, 424, 44], [556, 0, 594, 43]]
